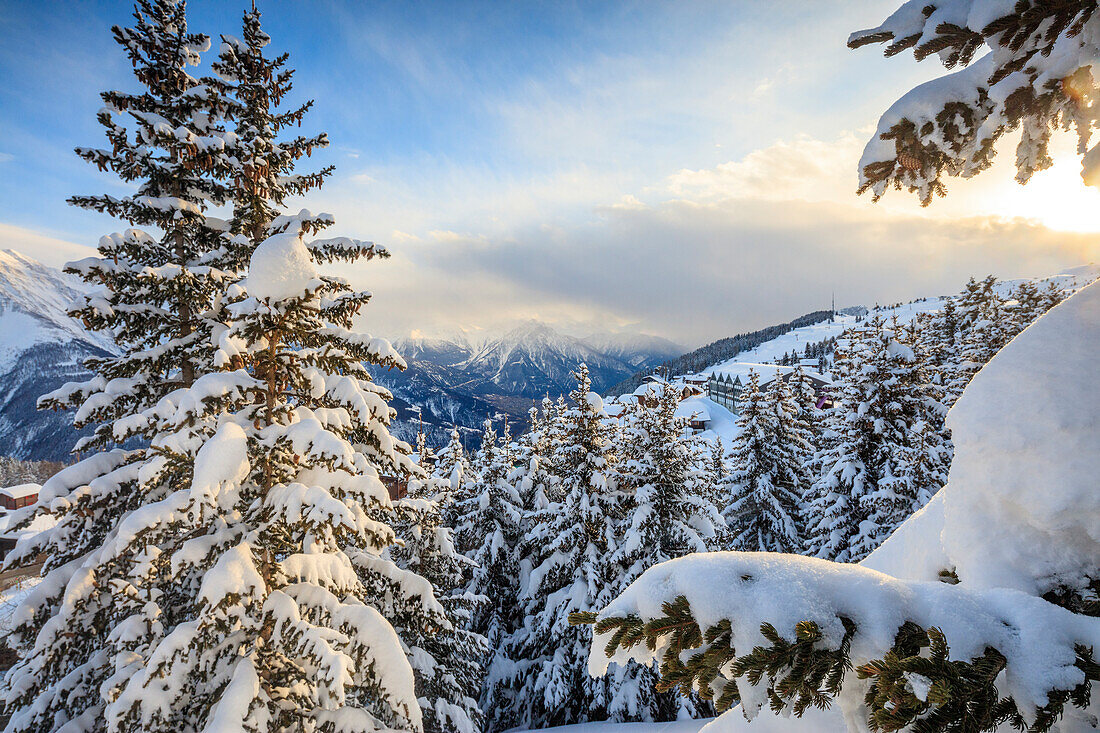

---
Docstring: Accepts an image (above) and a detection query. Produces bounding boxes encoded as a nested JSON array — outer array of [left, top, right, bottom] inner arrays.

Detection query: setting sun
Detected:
[[986, 144, 1100, 233]]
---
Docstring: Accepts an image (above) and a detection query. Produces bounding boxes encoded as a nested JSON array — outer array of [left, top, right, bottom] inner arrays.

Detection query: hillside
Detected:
[[606, 310, 835, 396], [0, 250, 113, 462]]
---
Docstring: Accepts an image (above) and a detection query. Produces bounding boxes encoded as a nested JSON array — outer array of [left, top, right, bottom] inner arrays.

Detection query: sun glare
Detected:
[[991, 158, 1100, 233], [918, 133, 1100, 234]]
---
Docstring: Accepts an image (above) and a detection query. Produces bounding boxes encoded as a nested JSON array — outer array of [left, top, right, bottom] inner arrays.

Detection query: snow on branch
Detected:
[[578, 552, 1100, 731], [850, 0, 1100, 203]]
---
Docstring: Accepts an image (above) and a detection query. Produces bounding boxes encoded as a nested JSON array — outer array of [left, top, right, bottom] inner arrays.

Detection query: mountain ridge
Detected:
[[0, 249, 113, 461]]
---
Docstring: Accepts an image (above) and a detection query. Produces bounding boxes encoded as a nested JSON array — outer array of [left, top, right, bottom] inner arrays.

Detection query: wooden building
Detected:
[[0, 484, 38, 511]]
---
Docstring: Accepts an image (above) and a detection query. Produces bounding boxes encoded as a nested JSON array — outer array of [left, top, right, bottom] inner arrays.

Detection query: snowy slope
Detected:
[[699, 265, 1098, 379], [0, 250, 113, 461], [702, 298, 945, 376], [510, 714, 846, 733]]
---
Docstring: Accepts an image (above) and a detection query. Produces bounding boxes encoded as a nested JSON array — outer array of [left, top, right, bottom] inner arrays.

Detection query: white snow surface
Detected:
[[861, 491, 949, 582], [509, 714, 847, 733], [246, 230, 318, 301], [510, 722, 711, 733], [941, 278, 1100, 593]]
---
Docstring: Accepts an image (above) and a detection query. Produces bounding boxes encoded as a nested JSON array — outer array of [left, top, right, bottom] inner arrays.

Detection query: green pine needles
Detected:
[[574, 597, 1100, 733]]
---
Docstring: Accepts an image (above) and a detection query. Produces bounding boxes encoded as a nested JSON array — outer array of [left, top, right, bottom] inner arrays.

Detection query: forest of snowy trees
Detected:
[[0, 0, 1097, 732]]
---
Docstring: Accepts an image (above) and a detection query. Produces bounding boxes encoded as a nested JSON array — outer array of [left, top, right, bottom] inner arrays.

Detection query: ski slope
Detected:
[[701, 298, 945, 377], [701, 264, 1099, 379]]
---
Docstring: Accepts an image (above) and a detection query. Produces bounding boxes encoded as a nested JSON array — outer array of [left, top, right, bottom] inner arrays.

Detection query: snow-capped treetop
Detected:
[[850, 0, 1100, 203], [213, 8, 334, 263], [246, 229, 318, 302]]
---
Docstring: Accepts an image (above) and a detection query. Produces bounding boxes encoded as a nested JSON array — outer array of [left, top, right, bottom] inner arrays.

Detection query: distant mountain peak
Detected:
[[0, 249, 114, 461]]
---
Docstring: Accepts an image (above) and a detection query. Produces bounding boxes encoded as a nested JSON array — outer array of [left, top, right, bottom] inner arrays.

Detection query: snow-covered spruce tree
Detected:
[[2, 3, 240, 729], [804, 317, 948, 562], [958, 286, 1010, 382], [770, 374, 818, 496], [434, 427, 470, 510], [722, 372, 808, 554], [40, 0, 239, 444], [4, 6, 444, 731], [499, 365, 626, 730], [607, 382, 721, 722], [921, 301, 963, 408], [414, 430, 436, 480], [453, 420, 523, 650], [391, 475, 488, 733], [5, 222, 435, 730], [710, 435, 727, 483], [511, 401, 558, 512], [786, 365, 820, 421], [617, 382, 722, 570], [449, 420, 524, 728]]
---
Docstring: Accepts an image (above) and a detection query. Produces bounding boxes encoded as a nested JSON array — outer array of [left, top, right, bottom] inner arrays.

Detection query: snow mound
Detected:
[[941, 278, 1100, 594], [861, 491, 948, 582], [247, 230, 317, 301], [700, 705, 844, 733]]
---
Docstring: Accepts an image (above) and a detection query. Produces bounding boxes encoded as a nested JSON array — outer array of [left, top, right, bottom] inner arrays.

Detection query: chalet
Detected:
[[0, 501, 56, 561], [633, 376, 704, 408], [380, 474, 409, 501], [675, 400, 711, 433], [682, 374, 709, 390], [0, 484, 38, 511]]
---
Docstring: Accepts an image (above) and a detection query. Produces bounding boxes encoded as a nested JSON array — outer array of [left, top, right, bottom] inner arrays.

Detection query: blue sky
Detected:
[[2, 1, 1098, 344]]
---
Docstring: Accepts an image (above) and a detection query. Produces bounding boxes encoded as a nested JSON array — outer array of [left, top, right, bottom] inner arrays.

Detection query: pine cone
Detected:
[[897, 152, 923, 172]]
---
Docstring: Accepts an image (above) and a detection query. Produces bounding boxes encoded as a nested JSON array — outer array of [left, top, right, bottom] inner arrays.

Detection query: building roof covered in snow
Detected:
[[704, 362, 831, 386], [0, 484, 39, 500], [675, 401, 710, 423]]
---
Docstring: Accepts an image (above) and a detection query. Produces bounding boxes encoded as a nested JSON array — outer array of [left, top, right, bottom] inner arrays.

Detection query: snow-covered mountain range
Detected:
[[0, 247, 1093, 460], [379, 320, 681, 441], [0, 250, 113, 461], [0, 251, 681, 458]]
